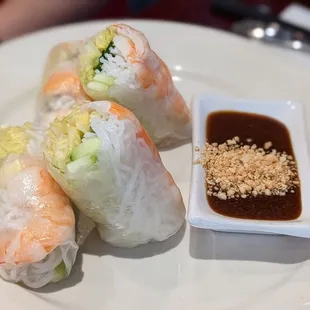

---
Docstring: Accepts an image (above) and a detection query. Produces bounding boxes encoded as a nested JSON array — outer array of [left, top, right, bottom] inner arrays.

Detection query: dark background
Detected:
[[97, 0, 310, 30]]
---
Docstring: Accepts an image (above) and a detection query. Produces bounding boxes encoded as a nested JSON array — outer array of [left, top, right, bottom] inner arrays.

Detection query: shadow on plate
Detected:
[[189, 226, 310, 264], [82, 222, 186, 259], [158, 139, 191, 152], [31, 250, 84, 294]]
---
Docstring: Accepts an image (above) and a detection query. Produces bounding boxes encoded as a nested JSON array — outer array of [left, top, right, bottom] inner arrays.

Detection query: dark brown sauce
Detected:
[[206, 111, 302, 221]]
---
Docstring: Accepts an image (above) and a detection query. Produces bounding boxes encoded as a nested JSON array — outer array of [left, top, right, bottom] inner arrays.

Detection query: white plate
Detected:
[[2, 20, 310, 310], [189, 94, 310, 237]]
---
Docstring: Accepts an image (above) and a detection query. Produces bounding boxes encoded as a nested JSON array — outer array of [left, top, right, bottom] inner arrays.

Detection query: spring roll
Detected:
[[0, 125, 78, 288], [44, 100, 185, 247], [78, 24, 191, 148], [35, 43, 96, 242], [36, 41, 90, 127], [41, 41, 83, 84]]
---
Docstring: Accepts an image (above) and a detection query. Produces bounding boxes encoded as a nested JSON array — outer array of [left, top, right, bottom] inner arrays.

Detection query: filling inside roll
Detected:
[[0, 125, 31, 160], [44, 107, 103, 174], [79, 27, 141, 93]]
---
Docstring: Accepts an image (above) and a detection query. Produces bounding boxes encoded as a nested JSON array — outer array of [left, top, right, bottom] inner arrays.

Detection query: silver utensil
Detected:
[[232, 19, 310, 54]]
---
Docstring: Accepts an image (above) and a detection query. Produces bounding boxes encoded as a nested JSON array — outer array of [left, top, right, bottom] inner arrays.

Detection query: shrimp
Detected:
[[0, 156, 75, 264], [108, 102, 159, 160], [112, 25, 177, 99], [43, 71, 90, 100], [108, 101, 137, 122], [42, 41, 84, 83], [37, 41, 90, 128]]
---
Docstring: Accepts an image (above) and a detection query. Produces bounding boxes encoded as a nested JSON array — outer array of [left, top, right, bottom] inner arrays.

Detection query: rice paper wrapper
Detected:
[[36, 41, 90, 128], [0, 128, 79, 288], [41, 41, 84, 84], [29, 117, 96, 246], [79, 24, 192, 149], [44, 101, 186, 248]]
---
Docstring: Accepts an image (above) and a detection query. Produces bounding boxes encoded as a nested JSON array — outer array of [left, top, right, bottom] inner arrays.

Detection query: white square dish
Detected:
[[188, 94, 310, 238]]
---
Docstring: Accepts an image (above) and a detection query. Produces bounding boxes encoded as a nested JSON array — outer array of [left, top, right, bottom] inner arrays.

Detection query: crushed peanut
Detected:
[[199, 137, 300, 200], [264, 141, 272, 150]]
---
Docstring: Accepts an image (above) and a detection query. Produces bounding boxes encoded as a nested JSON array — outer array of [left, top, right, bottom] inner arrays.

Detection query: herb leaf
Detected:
[[94, 42, 115, 72]]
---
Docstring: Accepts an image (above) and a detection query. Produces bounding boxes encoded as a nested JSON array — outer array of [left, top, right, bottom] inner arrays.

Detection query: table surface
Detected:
[[98, 0, 310, 30]]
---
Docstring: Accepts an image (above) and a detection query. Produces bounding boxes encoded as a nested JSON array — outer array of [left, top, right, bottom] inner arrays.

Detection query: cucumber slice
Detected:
[[66, 155, 95, 174], [71, 137, 101, 161], [87, 81, 109, 91], [52, 261, 67, 283], [93, 73, 114, 86]]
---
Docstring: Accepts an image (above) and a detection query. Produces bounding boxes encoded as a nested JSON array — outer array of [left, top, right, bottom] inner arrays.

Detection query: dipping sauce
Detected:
[[205, 111, 301, 221]]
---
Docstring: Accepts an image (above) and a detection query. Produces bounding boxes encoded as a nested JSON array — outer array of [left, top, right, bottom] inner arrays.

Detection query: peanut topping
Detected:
[[199, 137, 300, 200]]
